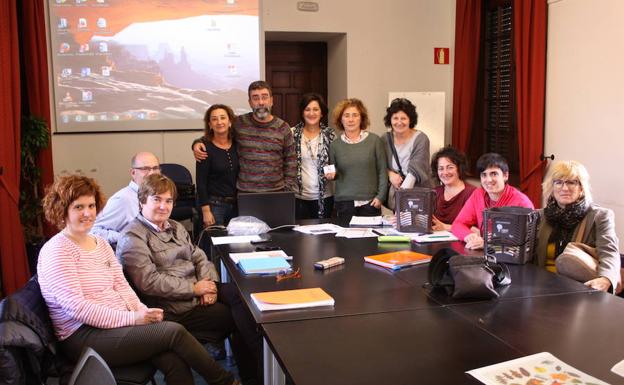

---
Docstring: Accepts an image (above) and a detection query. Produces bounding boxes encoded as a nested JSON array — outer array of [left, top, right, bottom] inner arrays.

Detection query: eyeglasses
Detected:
[[276, 268, 301, 282], [133, 166, 161, 172], [553, 179, 580, 189]]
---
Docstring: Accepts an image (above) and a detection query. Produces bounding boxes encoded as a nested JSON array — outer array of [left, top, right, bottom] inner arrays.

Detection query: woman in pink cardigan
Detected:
[[451, 153, 534, 249]]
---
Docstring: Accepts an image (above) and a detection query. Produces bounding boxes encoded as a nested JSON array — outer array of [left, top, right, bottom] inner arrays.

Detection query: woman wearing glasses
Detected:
[[536, 160, 621, 292], [196, 104, 239, 226], [326, 98, 387, 222], [116, 174, 261, 383], [292, 93, 336, 219], [381, 98, 432, 210]]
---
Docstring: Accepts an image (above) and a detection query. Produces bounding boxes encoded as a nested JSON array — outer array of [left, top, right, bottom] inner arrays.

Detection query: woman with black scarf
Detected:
[[536, 161, 621, 292]]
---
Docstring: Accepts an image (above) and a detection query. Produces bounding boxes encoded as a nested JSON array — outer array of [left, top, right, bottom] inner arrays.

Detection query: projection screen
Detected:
[[47, 0, 260, 133]]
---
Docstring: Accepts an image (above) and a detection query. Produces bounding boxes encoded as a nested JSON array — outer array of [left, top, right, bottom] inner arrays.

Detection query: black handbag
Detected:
[[427, 248, 511, 299]]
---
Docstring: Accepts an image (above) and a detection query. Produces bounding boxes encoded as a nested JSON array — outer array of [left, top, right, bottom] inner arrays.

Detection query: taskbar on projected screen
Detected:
[[54, 118, 205, 133]]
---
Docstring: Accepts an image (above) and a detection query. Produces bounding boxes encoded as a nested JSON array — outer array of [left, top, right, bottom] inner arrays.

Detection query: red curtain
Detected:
[[0, 1, 30, 295], [21, 1, 55, 236], [513, 0, 547, 208], [451, 0, 482, 153]]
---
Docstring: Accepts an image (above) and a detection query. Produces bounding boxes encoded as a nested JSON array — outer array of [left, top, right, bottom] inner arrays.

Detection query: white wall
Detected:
[[263, 0, 456, 138], [545, 0, 624, 248], [51, 0, 456, 197]]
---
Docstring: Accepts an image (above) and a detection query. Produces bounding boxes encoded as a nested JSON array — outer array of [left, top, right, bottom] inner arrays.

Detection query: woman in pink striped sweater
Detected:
[[37, 175, 238, 385], [451, 153, 534, 249]]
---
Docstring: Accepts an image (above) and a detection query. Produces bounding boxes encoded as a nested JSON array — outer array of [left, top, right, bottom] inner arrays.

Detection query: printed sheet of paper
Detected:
[[612, 358, 624, 377], [467, 352, 609, 385], [294, 224, 344, 235], [335, 228, 378, 238], [211, 235, 261, 245]]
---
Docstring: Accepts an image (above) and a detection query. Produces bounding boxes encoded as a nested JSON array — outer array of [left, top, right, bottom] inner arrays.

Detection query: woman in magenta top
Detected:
[[430, 146, 477, 231], [451, 153, 534, 249]]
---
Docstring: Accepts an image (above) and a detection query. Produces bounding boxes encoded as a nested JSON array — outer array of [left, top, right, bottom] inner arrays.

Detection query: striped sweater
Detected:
[[38, 232, 145, 340], [234, 112, 296, 192]]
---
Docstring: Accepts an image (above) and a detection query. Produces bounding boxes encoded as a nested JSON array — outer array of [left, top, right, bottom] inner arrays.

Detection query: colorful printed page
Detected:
[[467, 352, 609, 385]]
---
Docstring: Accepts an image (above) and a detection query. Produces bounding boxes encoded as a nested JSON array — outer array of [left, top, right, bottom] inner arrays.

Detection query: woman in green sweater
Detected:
[[326, 98, 388, 222]]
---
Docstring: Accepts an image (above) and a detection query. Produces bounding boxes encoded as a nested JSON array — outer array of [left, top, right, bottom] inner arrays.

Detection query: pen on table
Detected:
[[427, 235, 450, 239]]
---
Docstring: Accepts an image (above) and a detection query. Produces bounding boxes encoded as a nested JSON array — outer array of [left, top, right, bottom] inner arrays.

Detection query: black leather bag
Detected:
[[427, 248, 511, 299]]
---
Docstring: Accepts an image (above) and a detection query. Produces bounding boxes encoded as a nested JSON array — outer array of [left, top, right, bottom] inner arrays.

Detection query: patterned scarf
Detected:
[[543, 196, 589, 255], [292, 122, 335, 217]]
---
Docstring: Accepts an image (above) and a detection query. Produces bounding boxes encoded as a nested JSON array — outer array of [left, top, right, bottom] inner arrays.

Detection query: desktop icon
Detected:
[[101, 66, 111, 76], [78, 18, 87, 28], [98, 42, 108, 52], [100, 114, 107, 120], [87, 115, 96, 122], [79, 43, 90, 53], [75, 115, 83, 122], [82, 90, 93, 102], [58, 18, 68, 29], [81, 67, 91, 77], [62, 92, 73, 102], [61, 115, 70, 123], [59, 43, 70, 53], [61, 68, 72, 77], [96, 18, 107, 28]]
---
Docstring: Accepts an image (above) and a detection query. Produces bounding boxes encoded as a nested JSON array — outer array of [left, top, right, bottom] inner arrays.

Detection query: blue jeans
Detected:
[[208, 201, 237, 226]]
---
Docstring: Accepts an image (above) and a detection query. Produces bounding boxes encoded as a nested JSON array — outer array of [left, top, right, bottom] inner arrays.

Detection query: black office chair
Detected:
[[160, 163, 198, 238], [68, 347, 116, 385]]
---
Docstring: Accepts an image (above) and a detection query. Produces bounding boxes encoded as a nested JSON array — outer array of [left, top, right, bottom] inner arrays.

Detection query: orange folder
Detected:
[[251, 288, 335, 311], [364, 250, 431, 270]]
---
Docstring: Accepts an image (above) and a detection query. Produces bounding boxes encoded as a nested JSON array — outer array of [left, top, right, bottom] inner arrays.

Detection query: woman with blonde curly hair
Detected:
[[536, 161, 621, 293], [38, 174, 239, 385], [326, 98, 387, 222]]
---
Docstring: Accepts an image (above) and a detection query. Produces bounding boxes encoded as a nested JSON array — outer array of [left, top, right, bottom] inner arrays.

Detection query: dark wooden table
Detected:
[[213, 226, 620, 385], [218, 229, 440, 324], [262, 307, 522, 385], [449, 290, 624, 384]]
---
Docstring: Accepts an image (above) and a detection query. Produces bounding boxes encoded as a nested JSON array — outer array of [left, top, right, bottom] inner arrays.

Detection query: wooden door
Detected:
[[265, 42, 327, 127]]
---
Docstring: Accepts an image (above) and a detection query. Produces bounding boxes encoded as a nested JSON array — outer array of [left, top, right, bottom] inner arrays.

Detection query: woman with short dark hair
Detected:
[[381, 98, 432, 210], [451, 153, 534, 249], [117, 174, 261, 383], [292, 93, 335, 219], [430, 146, 476, 231], [38, 174, 238, 385]]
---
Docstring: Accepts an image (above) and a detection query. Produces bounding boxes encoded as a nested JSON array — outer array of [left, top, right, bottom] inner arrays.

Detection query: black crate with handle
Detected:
[[482, 206, 540, 264]]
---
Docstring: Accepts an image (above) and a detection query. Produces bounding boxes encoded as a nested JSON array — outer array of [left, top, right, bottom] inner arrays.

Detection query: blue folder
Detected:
[[238, 257, 291, 275]]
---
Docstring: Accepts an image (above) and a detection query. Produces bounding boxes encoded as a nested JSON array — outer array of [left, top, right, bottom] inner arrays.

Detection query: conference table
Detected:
[[213, 225, 624, 385]]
